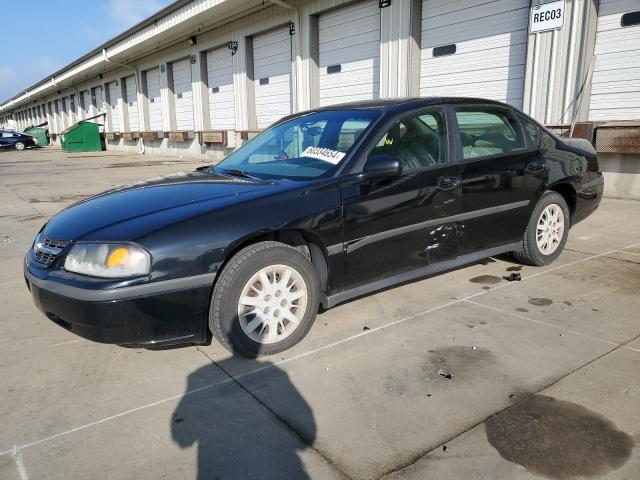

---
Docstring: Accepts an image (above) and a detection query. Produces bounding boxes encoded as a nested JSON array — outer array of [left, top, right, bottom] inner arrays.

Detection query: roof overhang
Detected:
[[0, 0, 267, 113]]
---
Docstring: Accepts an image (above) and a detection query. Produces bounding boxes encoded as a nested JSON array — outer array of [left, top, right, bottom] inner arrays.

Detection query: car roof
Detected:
[[277, 97, 514, 123]]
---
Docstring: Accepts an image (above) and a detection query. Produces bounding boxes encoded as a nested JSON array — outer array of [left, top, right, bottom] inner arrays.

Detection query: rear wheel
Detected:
[[15, 142, 25, 151], [209, 241, 320, 357], [513, 191, 570, 266]]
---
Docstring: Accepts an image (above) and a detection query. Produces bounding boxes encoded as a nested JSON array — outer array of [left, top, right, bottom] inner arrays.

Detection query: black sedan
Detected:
[[24, 98, 603, 357], [0, 130, 37, 150]]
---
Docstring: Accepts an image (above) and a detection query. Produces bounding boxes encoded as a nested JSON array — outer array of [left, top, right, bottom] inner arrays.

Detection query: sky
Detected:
[[0, 0, 174, 103]]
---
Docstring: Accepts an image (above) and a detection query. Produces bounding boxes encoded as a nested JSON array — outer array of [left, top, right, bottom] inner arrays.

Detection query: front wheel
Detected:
[[15, 142, 25, 151], [512, 191, 570, 266], [209, 241, 320, 357]]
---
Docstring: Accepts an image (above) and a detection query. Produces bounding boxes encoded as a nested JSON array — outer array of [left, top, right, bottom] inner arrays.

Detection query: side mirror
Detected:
[[363, 154, 402, 177]]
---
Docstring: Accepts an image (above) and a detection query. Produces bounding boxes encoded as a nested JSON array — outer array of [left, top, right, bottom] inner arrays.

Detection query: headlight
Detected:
[[64, 243, 151, 278]]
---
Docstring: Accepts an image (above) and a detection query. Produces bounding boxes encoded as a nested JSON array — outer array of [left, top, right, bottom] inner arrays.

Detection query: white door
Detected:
[[94, 86, 104, 114], [319, 1, 381, 106], [420, 0, 529, 108], [107, 81, 121, 132], [145, 68, 163, 131], [124, 75, 139, 131], [588, 0, 640, 121], [81, 90, 91, 119], [207, 46, 235, 130], [253, 27, 292, 129], [171, 58, 194, 130]]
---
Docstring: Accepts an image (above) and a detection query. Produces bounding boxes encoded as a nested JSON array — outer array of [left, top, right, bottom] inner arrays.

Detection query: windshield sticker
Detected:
[[301, 147, 345, 165]]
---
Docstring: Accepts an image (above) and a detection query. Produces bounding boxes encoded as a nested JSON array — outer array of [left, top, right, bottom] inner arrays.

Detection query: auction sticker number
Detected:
[[302, 146, 346, 164]]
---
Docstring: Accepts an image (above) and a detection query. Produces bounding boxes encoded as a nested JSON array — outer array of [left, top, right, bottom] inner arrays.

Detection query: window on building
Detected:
[[455, 108, 525, 159], [433, 44, 456, 57], [621, 11, 640, 27], [369, 109, 448, 170]]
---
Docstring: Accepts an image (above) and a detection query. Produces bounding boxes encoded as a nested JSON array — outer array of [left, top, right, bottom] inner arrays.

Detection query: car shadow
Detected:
[[171, 325, 316, 479]]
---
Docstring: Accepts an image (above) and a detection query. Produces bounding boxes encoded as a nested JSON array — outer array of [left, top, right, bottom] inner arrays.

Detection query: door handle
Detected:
[[437, 176, 461, 191], [526, 160, 544, 172]]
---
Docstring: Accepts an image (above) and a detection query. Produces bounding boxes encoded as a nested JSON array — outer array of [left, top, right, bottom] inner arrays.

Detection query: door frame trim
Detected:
[[322, 241, 521, 308]]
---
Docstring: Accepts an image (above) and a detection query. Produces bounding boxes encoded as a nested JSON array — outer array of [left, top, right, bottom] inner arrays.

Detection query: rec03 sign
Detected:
[[530, 1, 565, 33]]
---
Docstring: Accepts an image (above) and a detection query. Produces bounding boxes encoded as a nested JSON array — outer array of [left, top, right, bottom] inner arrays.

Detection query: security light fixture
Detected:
[[189, 35, 197, 45], [228, 41, 238, 56]]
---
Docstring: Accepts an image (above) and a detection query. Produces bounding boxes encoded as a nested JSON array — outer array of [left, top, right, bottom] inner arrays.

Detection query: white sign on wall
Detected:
[[530, 1, 565, 33]]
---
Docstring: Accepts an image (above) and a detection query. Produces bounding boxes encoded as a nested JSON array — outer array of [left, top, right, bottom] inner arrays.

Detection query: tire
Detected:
[[15, 142, 25, 151], [512, 191, 570, 266], [209, 241, 320, 357]]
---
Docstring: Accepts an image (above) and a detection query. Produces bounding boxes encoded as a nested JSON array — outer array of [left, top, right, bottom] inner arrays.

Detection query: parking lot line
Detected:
[[463, 298, 624, 349], [2, 240, 639, 458]]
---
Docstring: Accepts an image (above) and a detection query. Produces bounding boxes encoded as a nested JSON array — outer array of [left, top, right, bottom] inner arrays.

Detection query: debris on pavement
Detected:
[[437, 367, 452, 379], [503, 272, 522, 281]]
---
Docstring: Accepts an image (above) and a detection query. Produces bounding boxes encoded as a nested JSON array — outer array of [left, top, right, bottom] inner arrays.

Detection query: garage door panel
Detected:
[[145, 68, 163, 131], [422, 0, 528, 25], [172, 58, 194, 130], [420, 0, 527, 109], [253, 27, 291, 128], [207, 47, 235, 130], [319, 1, 380, 107], [589, 0, 640, 120], [107, 82, 121, 132], [320, 42, 380, 68], [319, 33, 380, 57], [319, 13, 380, 41], [422, 10, 528, 47], [125, 75, 139, 131]]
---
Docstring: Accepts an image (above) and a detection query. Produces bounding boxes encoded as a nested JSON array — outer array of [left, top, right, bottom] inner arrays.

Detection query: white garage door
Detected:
[[253, 27, 292, 129], [124, 75, 139, 131], [420, 0, 529, 108], [93, 86, 104, 114], [171, 58, 194, 130], [207, 46, 236, 130], [319, 1, 381, 107], [81, 90, 91, 119], [107, 81, 121, 132], [145, 68, 163, 131], [60, 98, 69, 129], [588, 0, 640, 121]]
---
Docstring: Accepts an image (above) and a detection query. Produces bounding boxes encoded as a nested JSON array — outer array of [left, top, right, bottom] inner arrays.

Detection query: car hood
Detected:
[[43, 170, 273, 241]]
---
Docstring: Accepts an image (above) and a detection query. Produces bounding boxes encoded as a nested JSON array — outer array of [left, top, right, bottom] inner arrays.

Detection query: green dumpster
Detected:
[[61, 121, 103, 153], [24, 126, 48, 147]]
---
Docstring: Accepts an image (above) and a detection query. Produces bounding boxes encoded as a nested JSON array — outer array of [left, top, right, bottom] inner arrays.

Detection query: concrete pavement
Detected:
[[1, 147, 638, 479]]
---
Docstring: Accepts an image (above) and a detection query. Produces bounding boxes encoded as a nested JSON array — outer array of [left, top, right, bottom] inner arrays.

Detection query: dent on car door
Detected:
[[341, 108, 461, 288], [454, 106, 545, 256]]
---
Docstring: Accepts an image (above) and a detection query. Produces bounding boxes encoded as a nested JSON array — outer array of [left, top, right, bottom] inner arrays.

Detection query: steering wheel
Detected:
[[275, 151, 289, 161]]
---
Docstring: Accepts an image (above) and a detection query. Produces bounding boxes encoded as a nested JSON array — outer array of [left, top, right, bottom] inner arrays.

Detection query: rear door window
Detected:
[[455, 108, 525, 159]]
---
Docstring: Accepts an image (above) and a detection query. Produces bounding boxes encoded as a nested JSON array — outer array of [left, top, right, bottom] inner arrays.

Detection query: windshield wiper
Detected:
[[219, 169, 261, 180]]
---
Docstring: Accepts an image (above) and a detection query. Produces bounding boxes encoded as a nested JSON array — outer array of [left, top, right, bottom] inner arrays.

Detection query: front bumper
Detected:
[[25, 263, 214, 347]]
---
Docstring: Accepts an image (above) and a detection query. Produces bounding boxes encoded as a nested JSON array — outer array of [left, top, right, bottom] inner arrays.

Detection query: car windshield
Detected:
[[213, 109, 381, 180]]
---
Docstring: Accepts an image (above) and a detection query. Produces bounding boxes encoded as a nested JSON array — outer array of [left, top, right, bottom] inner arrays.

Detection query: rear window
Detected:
[[455, 108, 525, 159]]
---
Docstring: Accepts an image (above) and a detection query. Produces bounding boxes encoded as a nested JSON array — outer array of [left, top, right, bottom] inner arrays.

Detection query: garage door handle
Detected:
[[437, 176, 461, 191]]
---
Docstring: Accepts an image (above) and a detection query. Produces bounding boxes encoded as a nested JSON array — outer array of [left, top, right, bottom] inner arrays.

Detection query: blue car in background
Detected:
[[0, 130, 37, 150]]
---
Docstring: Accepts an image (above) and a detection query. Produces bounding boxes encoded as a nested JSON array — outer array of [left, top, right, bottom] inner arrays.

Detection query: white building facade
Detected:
[[0, 0, 639, 198]]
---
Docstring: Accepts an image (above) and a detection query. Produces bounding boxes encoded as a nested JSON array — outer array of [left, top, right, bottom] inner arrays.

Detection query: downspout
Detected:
[[102, 48, 145, 154], [269, 0, 303, 112]]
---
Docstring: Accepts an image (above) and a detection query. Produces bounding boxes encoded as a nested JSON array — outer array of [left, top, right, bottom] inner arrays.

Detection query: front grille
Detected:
[[34, 237, 70, 266]]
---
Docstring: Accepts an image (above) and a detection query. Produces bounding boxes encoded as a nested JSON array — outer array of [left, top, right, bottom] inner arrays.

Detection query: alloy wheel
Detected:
[[237, 264, 308, 344], [536, 203, 564, 255]]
